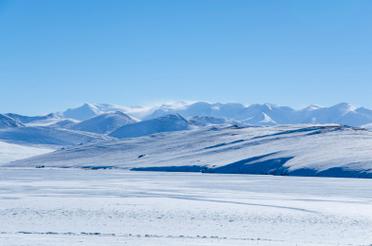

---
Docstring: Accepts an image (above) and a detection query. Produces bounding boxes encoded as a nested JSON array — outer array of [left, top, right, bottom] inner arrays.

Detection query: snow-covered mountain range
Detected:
[[2, 101, 372, 178], [59, 102, 372, 127]]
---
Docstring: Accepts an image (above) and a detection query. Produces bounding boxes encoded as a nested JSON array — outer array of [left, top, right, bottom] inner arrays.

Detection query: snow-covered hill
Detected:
[[5, 113, 60, 125], [71, 111, 136, 134], [0, 114, 24, 128], [189, 116, 227, 126], [49, 119, 79, 129], [110, 114, 189, 138], [0, 126, 111, 146], [244, 112, 276, 126], [0, 141, 53, 164], [5, 112, 79, 128], [9, 124, 372, 178]]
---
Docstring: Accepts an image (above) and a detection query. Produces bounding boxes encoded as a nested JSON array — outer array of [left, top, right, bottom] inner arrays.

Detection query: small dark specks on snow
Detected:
[[3, 231, 297, 243]]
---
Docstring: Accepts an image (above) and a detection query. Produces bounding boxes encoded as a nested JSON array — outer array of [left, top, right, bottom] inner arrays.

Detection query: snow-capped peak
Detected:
[[302, 104, 322, 111], [63, 103, 101, 121], [71, 111, 137, 134]]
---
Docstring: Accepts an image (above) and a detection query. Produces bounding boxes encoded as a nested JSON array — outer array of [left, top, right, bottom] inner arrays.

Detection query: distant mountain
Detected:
[[63, 103, 101, 121], [145, 102, 245, 120], [6, 101, 372, 130], [144, 102, 296, 123], [71, 111, 136, 134], [241, 104, 295, 124], [143, 102, 372, 127], [5, 113, 58, 124], [0, 114, 24, 128], [244, 112, 276, 126], [49, 119, 79, 129], [189, 116, 227, 126], [90, 103, 151, 120], [110, 114, 189, 139], [62, 103, 156, 121]]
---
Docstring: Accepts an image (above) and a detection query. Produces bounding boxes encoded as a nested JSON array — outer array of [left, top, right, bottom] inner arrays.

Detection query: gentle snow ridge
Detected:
[[9, 124, 372, 178]]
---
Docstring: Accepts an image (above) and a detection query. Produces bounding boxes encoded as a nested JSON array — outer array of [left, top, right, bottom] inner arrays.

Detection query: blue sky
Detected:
[[1, 0, 372, 115]]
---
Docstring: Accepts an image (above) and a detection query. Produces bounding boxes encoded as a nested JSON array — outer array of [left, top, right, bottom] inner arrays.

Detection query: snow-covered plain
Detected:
[[0, 168, 371, 246]]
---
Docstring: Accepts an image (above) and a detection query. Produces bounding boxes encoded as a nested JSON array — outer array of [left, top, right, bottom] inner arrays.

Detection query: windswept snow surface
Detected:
[[10, 124, 372, 178], [0, 141, 53, 164], [0, 169, 371, 246], [0, 126, 111, 146]]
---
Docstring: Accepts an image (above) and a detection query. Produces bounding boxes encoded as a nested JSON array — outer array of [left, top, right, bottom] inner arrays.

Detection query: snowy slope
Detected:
[[189, 116, 227, 126], [5, 113, 80, 128], [5, 113, 60, 125], [63, 103, 101, 121], [110, 114, 189, 139], [0, 141, 53, 164], [244, 112, 276, 126], [71, 111, 136, 134], [0, 114, 24, 128], [9, 124, 372, 178], [49, 119, 79, 129], [0, 126, 111, 146]]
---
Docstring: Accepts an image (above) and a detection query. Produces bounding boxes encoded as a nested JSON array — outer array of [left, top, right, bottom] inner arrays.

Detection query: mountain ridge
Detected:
[[5, 101, 372, 128]]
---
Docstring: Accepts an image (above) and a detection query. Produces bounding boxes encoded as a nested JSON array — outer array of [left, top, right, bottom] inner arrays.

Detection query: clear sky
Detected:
[[1, 0, 372, 115]]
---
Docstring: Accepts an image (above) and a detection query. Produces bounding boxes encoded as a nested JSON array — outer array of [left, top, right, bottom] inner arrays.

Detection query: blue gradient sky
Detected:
[[1, 0, 372, 115]]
